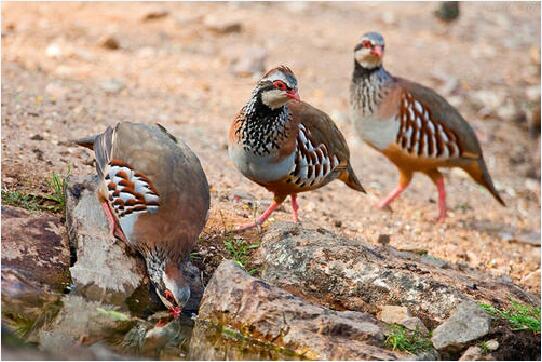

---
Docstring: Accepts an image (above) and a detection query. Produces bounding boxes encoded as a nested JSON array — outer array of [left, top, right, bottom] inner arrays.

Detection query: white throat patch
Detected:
[[261, 89, 288, 109], [354, 50, 381, 69]]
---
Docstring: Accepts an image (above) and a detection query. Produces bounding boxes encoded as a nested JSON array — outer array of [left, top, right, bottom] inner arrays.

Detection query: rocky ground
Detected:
[[1, 2, 541, 360]]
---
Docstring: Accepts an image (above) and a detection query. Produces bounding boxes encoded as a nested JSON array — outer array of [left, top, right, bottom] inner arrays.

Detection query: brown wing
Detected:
[[288, 101, 352, 168], [108, 123, 210, 254], [395, 78, 482, 160], [282, 101, 354, 189]]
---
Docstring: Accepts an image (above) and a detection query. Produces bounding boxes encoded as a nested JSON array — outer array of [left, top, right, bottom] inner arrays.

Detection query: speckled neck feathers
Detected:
[[236, 89, 291, 156], [350, 61, 393, 116], [144, 246, 168, 288]]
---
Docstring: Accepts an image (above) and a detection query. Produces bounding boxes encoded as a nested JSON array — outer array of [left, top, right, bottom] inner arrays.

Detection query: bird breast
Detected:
[[352, 111, 400, 151], [229, 144, 296, 184]]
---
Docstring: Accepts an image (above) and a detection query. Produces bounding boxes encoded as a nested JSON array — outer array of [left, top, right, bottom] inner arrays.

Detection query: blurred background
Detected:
[[1, 1, 540, 359]]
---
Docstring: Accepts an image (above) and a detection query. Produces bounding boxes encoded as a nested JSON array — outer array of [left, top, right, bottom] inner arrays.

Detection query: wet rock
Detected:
[[139, 315, 194, 358], [230, 47, 267, 78], [65, 175, 203, 315], [431, 300, 491, 351], [194, 260, 403, 360], [37, 295, 138, 360], [1, 205, 70, 291], [256, 222, 537, 327], [203, 14, 243, 34]]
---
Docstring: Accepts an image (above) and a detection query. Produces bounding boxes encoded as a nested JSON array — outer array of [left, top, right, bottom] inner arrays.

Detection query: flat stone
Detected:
[[485, 339, 499, 351], [431, 300, 491, 351], [1, 205, 70, 291], [378, 306, 410, 324], [193, 260, 403, 360], [256, 222, 537, 327], [458, 346, 494, 361], [378, 306, 429, 336]]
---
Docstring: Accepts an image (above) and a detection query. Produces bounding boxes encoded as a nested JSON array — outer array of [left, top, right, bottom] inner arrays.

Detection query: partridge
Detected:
[[229, 66, 365, 231], [350, 32, 504, 221], [76, 122, 210, 315]]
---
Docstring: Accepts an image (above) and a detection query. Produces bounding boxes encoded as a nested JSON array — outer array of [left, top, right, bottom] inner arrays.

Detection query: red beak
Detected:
[[370, 45, 383, 58], [286, 89, 300, 102], [169, 306, 181, 318]]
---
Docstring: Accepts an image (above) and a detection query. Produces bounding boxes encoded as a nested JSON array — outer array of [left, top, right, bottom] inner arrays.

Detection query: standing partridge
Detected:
[[229, 66, 365, 231], [350, 32, 504, 221], [76, 122, 210, 315]]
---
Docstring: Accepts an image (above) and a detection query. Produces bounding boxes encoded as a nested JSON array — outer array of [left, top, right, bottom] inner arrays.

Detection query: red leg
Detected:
[[435, 176, 447, 222], [235, 201, 281, 232], [101, 202, 116, 237], [377, 170, 412, 209], [377, 184, 408, 208], [291, 194, 299, 223], [100, 202, 128, 243]]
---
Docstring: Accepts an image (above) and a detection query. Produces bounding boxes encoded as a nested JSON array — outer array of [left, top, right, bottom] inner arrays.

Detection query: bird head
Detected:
[[255, 66, 300, 109], [354, 32, 385, 69], [151, 260, 190, 318]]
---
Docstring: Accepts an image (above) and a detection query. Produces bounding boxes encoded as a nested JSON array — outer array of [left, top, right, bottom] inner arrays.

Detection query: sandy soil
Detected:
[[2, 2, 540, 293]]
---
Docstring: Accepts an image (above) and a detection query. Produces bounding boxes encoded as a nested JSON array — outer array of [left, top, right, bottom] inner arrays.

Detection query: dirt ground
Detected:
[[2, 2, 540, 294]]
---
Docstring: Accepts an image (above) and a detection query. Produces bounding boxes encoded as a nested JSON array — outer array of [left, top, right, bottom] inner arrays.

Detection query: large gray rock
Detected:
[[1, 205, 71, 291], [65, 175, 203, 315], [192, 260, 403, 360], [1, 206, 71, 339], [431, 301, 491, 351], [256, 222, 538, 327]]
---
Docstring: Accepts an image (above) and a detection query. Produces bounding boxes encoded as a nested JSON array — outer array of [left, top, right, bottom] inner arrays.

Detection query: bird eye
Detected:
[[362, 40, 372, 48], [164, 289, 175, 302], [273, 80, 287, 91]]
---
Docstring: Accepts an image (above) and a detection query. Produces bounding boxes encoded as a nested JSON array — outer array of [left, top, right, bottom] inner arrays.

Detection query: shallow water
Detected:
[[1, 276, 301, 361]]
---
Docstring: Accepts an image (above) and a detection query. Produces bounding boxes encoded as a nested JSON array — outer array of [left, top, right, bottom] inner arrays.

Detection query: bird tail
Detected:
[[464, 159, 505, 206], [340, 164, 366, 193], [73, 134, 98, 150]]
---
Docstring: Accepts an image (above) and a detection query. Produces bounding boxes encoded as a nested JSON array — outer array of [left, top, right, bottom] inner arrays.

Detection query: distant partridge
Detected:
[[76, 122, 210, 315], [350, 32, 504, 221], [229, 66, 365, 231]]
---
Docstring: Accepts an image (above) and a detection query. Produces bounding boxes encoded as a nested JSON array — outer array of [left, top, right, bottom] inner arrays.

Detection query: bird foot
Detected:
[[375, 202, 393, 213], [436, 212, 447, 223], [233, 221, 262, 233]]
